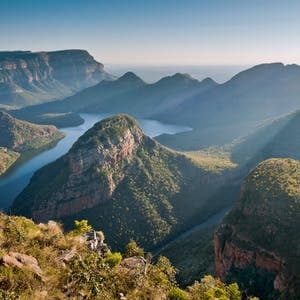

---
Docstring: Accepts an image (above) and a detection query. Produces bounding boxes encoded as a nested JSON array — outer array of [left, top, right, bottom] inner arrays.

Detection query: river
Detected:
[[0, 113, 191, 211]]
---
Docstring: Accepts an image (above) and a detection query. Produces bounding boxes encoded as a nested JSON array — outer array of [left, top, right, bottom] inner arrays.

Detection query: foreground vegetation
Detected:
[[0, 213, 256, 300]]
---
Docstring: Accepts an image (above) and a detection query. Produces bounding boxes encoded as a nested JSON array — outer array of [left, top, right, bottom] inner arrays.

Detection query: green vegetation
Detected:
[[187, 276, 241, 300], [183, 148, 237, 173], [229, 158, 300, 261], [217, 158, 300, 299], [0, 213, 247, 299], [159, 226, 216, 286], [168, 287, 188, 300], [0, 111, 65, 175], [72, 220, 92, 235], [125, 239, 145, 257], [12, 114, 235, 251]]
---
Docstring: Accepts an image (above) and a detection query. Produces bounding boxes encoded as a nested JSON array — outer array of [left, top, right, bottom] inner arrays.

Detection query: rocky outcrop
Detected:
[[214, 158, 300, 299], [29, 116, 144, 221], [1, 252, 43, 278], [0, 50, 113, 107]]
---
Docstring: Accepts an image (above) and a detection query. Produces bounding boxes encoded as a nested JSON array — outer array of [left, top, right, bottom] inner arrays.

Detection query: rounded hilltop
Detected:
[[71, 114, 143, 152]]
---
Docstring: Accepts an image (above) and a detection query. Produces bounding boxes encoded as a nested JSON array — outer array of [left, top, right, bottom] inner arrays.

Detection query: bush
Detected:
[[168, 287, 188, 300], [125, 240, 144, 257], [105, 252, 122, 267], [72, 220, 92, 235]]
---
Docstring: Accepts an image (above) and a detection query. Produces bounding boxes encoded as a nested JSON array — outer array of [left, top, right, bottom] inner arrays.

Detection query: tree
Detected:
[[125, 239, 144, 257], [72, 220, 92, 235]]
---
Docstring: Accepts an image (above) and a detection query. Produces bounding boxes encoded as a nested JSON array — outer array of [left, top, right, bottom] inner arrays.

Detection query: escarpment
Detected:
[[215, 158, 300, 299], [0, 50, 112, 107]]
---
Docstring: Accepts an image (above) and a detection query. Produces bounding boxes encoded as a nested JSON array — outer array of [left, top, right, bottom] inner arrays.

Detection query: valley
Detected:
[[1, 49, 300, 299]]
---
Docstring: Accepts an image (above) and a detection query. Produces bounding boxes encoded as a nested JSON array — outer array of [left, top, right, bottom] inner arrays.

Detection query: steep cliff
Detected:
[[12, 114, 234, 250], [0, 50, 112, 107], [215, 158, 300, 299]]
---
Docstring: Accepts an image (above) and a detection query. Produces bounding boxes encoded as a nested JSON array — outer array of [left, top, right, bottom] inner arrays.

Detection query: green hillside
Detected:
[[215, 158, 300, 299], [12, 114, 236, 251], [0, 111, 64, 174]]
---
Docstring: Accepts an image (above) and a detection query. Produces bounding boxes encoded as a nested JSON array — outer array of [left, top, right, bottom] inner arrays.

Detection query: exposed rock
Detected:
[[215, 158, 300, 299], [1, 252, 43, 278], [119, 256, 148, 281], [0, 50, 113, 107], [84, 230, 110, 255]]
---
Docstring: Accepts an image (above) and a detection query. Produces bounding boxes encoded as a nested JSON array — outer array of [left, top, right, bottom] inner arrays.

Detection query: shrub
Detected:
[[125, 240, 144, 257], [105, 252, 122, 267], [72, 220, 92, 235], [168, 287, 188, 300]]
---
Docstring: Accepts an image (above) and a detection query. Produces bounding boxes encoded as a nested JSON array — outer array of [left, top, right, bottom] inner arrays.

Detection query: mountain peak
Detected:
[[116, 72, 145, 84], [201, 77, 217, 85], [172, 73, 195, 80], [228, 62, 286, 83], [155, 72, 198, 86], [72, 114, 143, 153]]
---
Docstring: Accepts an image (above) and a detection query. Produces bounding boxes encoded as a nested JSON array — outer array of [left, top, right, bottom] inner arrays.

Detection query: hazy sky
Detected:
[[1, 0, 300, 65]]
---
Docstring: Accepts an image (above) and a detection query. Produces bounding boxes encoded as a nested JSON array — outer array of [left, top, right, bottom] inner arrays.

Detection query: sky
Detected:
[[1, 0, 300, 66]]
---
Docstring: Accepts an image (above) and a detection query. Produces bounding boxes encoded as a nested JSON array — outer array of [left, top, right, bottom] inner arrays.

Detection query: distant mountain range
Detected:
[[0, 50, 113, 108], [12, 71, 216, 127], [12, 62, 300, 151], [157, 63, 300, 149]]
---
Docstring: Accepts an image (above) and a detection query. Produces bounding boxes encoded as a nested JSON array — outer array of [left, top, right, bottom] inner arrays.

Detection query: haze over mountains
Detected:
[[13, 71, 216, 127], [12, 61, 300, 152]]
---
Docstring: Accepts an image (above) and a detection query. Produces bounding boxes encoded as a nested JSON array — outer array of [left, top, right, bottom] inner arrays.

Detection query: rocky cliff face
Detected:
[[0, 50, 112, 107], [214, 158, 300, 299], [31, 115, 144, 220], [12, 114, 232, 250]]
